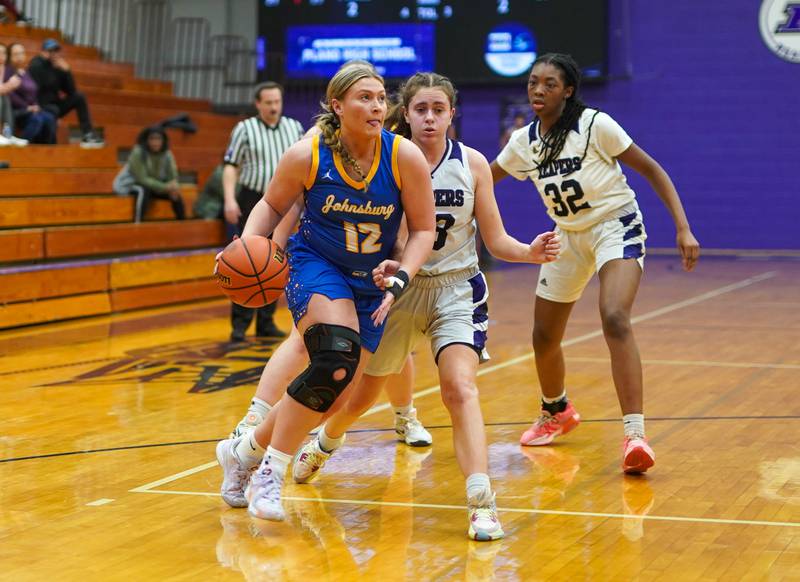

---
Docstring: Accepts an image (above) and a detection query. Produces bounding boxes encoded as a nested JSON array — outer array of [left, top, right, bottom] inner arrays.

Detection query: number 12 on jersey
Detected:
[[344, 221, 382, 254]]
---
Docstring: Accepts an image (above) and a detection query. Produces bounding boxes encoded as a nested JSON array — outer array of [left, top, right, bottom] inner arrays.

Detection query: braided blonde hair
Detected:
[[314, 61, 385, 191]]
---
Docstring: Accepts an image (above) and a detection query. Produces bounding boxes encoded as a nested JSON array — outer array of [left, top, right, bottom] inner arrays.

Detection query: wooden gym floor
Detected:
[[1, 256, 798, 581]]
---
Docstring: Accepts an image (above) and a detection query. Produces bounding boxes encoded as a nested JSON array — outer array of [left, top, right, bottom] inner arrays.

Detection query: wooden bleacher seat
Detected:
[[0, 249, 221, 327], [0, 22, 238, 328]]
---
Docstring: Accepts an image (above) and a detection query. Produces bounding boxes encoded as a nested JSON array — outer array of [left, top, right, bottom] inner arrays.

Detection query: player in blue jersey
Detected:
[[216, 62, 436, 521]]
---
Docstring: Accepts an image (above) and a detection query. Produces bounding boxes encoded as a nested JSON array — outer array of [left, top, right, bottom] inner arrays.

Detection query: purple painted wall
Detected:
[[284, 1, 800, 250]]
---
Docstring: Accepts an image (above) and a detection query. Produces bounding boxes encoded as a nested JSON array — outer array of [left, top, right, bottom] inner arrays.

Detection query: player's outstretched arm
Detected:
[[489, 160, 510, 184], [242, 140, 310, 240], [617, 143, 700, 272], [470, 147, 560, 264]]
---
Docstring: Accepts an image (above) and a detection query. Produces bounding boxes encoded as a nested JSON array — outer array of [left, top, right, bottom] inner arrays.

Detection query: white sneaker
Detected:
[[9, 136, 27, 147], [467, 490, 504, 541], [229, 411, 264, 439], [246, 458, 285, 521], [216, 438, 251, 508], [395, 408, 432, 447], [0, 135, 11, 147], [292, 437, 334, 484]]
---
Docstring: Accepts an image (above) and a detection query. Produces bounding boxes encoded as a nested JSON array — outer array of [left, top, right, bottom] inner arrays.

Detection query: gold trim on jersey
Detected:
[[304, 134, 320, 191], [391, 134, 402, 190], [333, 131, 382, 190]]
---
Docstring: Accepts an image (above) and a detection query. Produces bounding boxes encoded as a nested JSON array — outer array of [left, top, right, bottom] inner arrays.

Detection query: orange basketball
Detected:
[[214, 235, 289, 307]]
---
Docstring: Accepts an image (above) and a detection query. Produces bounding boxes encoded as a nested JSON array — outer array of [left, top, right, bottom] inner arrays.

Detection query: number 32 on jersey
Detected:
[[543, 179, 591, 217]]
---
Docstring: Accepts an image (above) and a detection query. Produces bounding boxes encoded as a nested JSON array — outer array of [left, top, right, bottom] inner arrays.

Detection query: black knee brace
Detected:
[[286, 323, 361, 412]]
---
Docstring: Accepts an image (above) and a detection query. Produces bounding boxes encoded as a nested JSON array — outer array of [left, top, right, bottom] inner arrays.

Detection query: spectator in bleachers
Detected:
[[0, 0, 32, 24], [113, 126, 185, 222], [194, 163, 227, 219], [28, 38, 104, 148], [4, 43, 56, 144], [0, 43, 27, 146]]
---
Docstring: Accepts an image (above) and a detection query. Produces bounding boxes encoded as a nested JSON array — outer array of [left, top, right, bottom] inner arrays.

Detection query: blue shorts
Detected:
[[285, 240, 386, 353]]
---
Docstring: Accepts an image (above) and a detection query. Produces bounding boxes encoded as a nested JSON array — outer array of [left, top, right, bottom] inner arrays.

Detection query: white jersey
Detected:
[[496, 108, 636, 231], [420, 139, 478, 277]]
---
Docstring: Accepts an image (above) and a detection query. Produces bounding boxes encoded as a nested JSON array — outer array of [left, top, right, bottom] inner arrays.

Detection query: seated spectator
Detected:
[[0, 0, 32, 24], [28, 38, 104, 148], [0, 43, 27, 146], [113, 126, 185, 222], [4, 43, 56, 144], [194, 164, 228, 219]]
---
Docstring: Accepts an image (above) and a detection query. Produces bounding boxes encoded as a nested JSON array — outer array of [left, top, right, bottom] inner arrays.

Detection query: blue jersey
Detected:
[[293, 129, 404, 295]]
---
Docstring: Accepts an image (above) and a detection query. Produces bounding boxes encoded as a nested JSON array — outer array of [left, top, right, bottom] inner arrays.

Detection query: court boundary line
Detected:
[[7, 412, 800, 464], [133, 488, 800, 529], [127, 270, 778, 495]]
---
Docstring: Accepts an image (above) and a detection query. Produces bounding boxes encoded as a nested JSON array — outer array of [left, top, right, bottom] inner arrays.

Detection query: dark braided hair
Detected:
[[530, 53, 599, 175]]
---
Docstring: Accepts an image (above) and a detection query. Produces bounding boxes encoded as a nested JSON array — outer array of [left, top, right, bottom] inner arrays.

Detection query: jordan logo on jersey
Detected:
[[321, 169, 334, 182]]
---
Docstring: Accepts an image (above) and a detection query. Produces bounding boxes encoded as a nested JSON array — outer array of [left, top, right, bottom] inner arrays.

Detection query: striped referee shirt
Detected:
[[223, 115, 304, 193]]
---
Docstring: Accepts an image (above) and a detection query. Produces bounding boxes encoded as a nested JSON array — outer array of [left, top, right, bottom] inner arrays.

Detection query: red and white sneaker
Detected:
[[622, 436, 655, 474], [519, 402, 581, 446]]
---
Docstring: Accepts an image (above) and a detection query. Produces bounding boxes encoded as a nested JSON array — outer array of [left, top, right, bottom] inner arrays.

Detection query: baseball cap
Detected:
[[42, 39, 62, 51]]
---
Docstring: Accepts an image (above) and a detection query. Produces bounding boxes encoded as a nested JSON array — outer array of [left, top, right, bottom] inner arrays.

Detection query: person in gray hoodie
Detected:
[[114, 126, 185, 222]]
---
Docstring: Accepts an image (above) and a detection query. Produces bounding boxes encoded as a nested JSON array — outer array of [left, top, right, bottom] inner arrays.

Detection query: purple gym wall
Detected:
[[284, 1, 800, 250]]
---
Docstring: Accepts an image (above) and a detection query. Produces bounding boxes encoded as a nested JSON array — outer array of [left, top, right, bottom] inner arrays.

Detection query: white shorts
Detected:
[[536, 201, 646, 303], [365, 267, 490, 377]]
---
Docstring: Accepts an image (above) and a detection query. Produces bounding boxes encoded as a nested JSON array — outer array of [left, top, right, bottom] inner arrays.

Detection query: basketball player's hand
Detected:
[[371, 292, 396, 326], [677, 229, 700, 272], [224, 199, 241, 224], [214, 235, 238, 263], [372, 259, 400, 290], [528, 231, 561, 263]]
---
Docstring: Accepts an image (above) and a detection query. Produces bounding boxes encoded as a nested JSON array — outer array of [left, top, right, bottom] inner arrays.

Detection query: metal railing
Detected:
[[19, 0, 256, 107]]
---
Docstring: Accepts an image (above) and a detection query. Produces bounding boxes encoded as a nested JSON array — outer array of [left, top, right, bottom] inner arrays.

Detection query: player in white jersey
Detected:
[[491, 53, 700, 473], [291, 72, 560, 541]]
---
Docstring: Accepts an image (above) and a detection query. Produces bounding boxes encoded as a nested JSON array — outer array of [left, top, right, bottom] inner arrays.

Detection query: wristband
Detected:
[[385, 270, 410, 300]]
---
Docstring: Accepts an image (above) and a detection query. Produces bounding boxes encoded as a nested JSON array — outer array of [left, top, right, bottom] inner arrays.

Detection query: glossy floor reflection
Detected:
[[2, 257, 800, 580]]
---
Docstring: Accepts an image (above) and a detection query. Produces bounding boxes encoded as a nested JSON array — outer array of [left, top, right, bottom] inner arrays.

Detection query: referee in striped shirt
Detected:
[[222, 81, 304, 341]]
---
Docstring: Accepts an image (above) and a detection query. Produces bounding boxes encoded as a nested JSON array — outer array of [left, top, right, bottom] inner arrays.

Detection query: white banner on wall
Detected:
[[760, 0, 800, 63]]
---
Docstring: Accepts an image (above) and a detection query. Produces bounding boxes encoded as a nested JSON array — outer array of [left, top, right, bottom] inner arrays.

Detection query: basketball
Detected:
[[214, 235, 289, 307]]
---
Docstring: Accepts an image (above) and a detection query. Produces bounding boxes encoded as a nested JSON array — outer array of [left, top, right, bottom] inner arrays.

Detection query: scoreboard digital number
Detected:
[[259, 0, 607, 84]]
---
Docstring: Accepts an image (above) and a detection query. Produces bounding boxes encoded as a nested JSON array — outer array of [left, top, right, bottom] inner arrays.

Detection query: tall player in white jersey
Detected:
[[491, 53, 700, 473], [292, 72, 560, 541]]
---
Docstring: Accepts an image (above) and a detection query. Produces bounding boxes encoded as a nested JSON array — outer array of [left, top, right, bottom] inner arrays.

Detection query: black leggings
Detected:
[[131, 186, 185, 222]]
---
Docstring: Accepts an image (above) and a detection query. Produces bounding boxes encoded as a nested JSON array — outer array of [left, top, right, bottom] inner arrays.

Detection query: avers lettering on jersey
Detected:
[[434, 189, 465, 207], [321, 194, 395, 220], [537, 156, 583, 179]]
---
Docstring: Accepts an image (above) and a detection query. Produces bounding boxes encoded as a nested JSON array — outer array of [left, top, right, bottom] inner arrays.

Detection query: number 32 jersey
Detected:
[[496, 108, 636, 231]]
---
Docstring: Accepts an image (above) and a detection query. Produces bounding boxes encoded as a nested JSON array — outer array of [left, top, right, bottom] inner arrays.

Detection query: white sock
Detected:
[[248, 397, 271, 421], [466, 473, 492, 502], [542, 391, 567, 404], [623, 414, 645, 438], [393, 403, 414, 416], [235, 431, 266, 469], [318, 424, 345, 453], [265, 446, 292, 476]]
